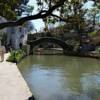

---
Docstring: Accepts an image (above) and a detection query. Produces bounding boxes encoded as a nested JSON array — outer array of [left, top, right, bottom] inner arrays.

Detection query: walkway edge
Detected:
[[0, 53, 32, 100]]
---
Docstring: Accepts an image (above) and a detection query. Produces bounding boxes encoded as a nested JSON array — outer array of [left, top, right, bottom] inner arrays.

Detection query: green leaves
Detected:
[[0, 0, 30, 20], [7, 50, 26, 63]]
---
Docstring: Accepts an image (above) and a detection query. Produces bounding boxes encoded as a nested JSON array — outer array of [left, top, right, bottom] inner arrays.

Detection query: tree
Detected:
[[86, 4, 100, 29], [0, 0, 31, 20], [47, 0, 100, 44], [0, 0, 99, 29], [46, 0, 87, 43]]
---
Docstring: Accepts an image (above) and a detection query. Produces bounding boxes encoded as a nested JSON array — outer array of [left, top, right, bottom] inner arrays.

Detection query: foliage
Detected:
[[86, 5, 100, 27], [22, 45, 28, 54], [7, 49, 26, 63], [88, 31, 97, 36], [23, 5, 34, 16], [96, 47, 100, 53], [42, 0, 92, 33], [41, 0, 100, 34], [0, 0, 99, 29], [88, 29, 100, 37], [0, 0, 32, 20]]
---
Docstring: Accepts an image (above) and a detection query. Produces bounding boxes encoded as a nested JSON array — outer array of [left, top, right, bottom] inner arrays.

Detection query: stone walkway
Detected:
[[0, 53, 32, 100]]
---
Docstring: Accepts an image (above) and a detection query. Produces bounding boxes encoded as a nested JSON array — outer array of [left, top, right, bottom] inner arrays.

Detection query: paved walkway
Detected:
[[0, 53, 32, 100]]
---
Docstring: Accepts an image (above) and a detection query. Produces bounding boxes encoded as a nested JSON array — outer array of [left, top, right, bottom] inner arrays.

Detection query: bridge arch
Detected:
[[27, 37, 73, 54]]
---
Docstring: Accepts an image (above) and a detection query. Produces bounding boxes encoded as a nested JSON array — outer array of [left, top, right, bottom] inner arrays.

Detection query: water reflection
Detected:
[[18, 55, 100, 100]]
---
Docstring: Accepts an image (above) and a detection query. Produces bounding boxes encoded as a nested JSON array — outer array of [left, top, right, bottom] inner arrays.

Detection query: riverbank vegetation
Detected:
[[7, 49, 26, 63]]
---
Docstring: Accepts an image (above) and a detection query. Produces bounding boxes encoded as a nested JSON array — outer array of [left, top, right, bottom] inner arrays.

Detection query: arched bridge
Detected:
[[27, 37, 73, 54]]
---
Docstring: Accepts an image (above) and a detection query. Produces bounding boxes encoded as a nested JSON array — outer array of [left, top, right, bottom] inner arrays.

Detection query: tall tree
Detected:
[[86, 3, 100, 29]]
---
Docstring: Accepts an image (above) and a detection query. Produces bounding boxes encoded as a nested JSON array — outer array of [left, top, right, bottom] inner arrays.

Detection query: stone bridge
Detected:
[[27, 37, 73, 54]]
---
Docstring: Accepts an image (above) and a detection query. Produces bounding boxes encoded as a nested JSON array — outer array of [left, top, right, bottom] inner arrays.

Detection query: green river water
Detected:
[[18, 55, 100, 100]]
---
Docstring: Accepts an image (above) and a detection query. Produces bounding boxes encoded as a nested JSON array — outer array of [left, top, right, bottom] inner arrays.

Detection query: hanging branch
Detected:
[[0, 0, 66, 29]]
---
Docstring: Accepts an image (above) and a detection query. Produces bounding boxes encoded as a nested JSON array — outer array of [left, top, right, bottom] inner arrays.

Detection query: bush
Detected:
[[7, 50, 26, 63], [88, 30, 100, 37], [88, 31, 97, 36]]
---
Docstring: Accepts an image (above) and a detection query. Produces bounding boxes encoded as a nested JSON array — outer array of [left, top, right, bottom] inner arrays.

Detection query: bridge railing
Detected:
[[27, 32, 68, 42]]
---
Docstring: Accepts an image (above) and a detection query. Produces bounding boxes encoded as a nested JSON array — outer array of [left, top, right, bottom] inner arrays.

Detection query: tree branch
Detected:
[[51, 13, 76, 23], [0, 0, 66, 29], [51, 13, 68, 22]]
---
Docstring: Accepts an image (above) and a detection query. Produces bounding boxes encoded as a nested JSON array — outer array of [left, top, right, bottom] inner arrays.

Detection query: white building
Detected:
[[0, 16, 34, 49]]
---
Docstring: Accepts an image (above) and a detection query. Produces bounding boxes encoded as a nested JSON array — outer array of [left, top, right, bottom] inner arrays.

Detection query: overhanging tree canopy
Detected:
[[0, 0, 99, 29]]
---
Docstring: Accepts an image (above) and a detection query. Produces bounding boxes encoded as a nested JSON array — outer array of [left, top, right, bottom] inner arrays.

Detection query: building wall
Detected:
[[0, 16, 34, 49], [7, 26, 29, 49]]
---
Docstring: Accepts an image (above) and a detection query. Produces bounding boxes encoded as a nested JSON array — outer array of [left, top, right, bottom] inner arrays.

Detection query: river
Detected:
[[18, 55, 100, 100]]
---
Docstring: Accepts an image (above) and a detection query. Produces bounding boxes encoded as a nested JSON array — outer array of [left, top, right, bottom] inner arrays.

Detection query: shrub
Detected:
[[88, 31, 97, 36], [7, 49, 26, 63]]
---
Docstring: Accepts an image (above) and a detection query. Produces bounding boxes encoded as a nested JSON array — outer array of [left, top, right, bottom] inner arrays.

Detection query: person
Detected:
[[19, 43, 22, 49]]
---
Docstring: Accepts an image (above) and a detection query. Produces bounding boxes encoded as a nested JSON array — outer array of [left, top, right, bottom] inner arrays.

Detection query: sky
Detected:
[[28, 0, 94, 32], [28, 0, 45, 32]]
